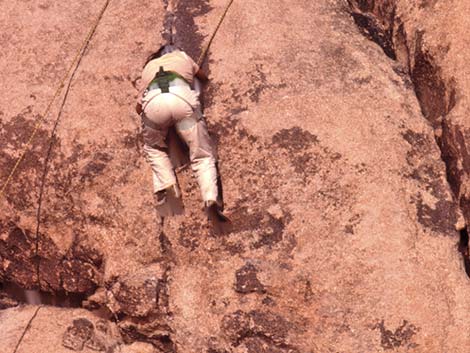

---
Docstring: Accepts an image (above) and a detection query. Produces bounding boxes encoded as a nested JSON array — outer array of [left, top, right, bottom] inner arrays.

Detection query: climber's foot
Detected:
[[155, 185, 184, 218], [205, 201, 232, 235]]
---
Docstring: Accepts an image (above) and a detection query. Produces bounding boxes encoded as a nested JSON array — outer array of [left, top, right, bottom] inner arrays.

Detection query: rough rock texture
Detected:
[[1, 305, 124, 353], [1, 0, 470, 352], [0, 288, 19, 309], [348, 0, 470, 239]]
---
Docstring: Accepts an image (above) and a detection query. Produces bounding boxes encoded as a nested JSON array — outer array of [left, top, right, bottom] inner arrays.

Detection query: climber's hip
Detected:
[[141, 85, 202, 149]]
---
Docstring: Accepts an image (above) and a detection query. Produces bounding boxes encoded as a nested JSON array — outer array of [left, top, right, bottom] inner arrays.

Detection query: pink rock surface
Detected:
[[1, 305, 123, 353], [1, 0, 470, 352]]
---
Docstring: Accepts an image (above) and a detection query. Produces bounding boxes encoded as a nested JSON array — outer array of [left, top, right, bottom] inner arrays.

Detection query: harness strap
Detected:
[[141, 112, 161, 130], [141, 91, 204, 131], [141, 67, 204, 129], [169, 92, 203, 119], [148, 66, 189, 93]]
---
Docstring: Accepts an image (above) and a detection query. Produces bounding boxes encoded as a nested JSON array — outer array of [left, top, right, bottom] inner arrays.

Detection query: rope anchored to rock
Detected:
[[0, 0, 235, 199], [198, 0, 235, 66]]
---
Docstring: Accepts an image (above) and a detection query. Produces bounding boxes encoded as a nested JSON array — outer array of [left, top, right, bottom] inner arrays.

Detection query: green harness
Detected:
[[148, 66, 188, 93]]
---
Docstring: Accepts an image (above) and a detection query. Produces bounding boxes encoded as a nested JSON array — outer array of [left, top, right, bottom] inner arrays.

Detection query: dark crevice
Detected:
[[459, 228, 470, 277], [173, 0, 212, 62], [120, 323, 176, 353], [0, 222, 103, 296], [349, 10, 396, 59], [162, 0, 176, 44], [411, 31, 455, 126], [347, 0, 470, 276], [347, 0, 397, 59], [1, 281, 86, 307]]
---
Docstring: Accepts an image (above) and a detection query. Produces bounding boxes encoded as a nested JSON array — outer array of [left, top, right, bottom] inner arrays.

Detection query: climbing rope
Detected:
[[34, 9, 106, 287], [0, 0, 111, 198], [1, 0, 231, 198], [197, 0, 235, 66], [12, 305, 42, 353]]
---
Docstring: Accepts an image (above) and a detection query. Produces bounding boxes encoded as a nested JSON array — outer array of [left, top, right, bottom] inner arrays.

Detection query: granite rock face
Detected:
[[1, 305, 124, 353], [1, 0, 470, 352], [348, 0, 470, 231]]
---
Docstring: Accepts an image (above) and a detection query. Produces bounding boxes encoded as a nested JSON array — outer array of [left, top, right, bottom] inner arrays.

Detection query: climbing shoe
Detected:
[[205, 200, 232, 235], [155, 185, 184, 218]]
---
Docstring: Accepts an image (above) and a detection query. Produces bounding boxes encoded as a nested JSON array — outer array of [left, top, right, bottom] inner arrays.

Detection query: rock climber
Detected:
[[136, 44, 231, 233]]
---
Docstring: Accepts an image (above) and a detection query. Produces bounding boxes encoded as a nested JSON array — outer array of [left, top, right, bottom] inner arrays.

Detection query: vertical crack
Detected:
[[346, 0, 470, 276], [172, 0, 212, 60], [162, 0, 177, 44], [459, 228, 470, 277]]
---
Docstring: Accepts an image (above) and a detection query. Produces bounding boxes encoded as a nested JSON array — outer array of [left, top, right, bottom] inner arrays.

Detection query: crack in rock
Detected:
[[347, 0, 470, 273]]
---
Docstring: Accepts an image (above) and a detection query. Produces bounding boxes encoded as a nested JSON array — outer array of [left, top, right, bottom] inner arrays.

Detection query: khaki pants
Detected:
[[141, 83, 218, 203]]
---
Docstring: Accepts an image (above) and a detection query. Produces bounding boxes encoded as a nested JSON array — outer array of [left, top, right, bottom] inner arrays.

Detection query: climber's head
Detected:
[[144, 44, 178, 66]]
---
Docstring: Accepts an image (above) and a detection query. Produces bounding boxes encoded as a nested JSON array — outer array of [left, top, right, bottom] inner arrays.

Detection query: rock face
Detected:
[[1, 0, 470, 352], [1, 305, 124, 353], [348, 0, 470, 235]]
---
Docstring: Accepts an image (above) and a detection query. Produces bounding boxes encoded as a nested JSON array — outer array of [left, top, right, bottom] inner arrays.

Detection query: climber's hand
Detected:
[[195, 69, 209, 83], [136, 102, 143, 115]]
